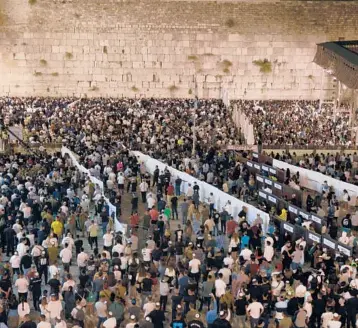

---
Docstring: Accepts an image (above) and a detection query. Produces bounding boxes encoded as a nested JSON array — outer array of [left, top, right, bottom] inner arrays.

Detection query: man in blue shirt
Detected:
[[206, 295, 217, 328]]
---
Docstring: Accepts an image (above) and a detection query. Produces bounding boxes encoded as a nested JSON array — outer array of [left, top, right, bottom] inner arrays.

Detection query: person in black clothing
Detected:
[[48, 274, 61, 296], [188, 313, 205, 328], [153, 166, 159, 187], [3, 225, 15, 256], [212, 311, 232, 328], [38, 251, 49, 284], [29, 272, 42, 311], [171, 196, 179, 220], [131, 193, 138, 214], [74, 236, 83, 255], [171, 289, 183, 321], [20, 250, 32, 274], [148, 303, 165, 328], [19, 314, 36, 328], [342, 214, 352, 230], [310, 293, 326, 328], [346, 294, 358, 328]]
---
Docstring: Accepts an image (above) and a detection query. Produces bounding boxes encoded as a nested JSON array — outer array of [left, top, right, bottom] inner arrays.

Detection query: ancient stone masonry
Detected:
[[0, 0, 357, 99]]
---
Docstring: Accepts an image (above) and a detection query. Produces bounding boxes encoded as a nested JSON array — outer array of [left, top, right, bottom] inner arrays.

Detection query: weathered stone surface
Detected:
[[0, 0, 357, 99]]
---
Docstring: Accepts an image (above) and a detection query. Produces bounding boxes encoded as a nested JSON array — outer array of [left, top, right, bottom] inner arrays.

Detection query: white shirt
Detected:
[[214, 279, 226, 298], [54, 320, 67, 328], [247, 302, 264, 319], [328, 320, 342, 328], [295, 284, 307, 298], [77, 252, 89, 267], [103, 317, 117, 328], [18, 302, 30, 317], [218, 268, 231, 285], [112, 243, 125, 255], [49, 265, 59, 279], [142, 248, 152, 262], [10, 255, 21, 268], [17, 243, 28, 258], [143, 302, 156, 317], [240, 248, 253, 261], [117, 174, 124, 184], [38, 322, 52, 328], [95, 301, 107, 318], [47, 300, 63, 319], [103, 233, 114, 247], [62, 237, 74, 250], [140, 182, 148, 192], [60, 248, 72, 263], [263, 245, 274, 262], [15, 278, 29, 293], [189, 258, 201, 274]]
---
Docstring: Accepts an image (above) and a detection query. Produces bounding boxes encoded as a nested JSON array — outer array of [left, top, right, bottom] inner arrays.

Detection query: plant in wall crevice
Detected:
[[131, 86, 139, 92], [39, 59, 47, 66], [225, 18, 235, 28], [89, 86, 99, 91], [188, 88, 193, 95], [51, 72, 59, 77], [188, 55, 198, 61], [168, 85, 179, 92], [253, 59, 272, 73], [33, 71, 42, 76], [219, 59, 232, 73], [28, 0, 37, 5], [65, 52, 73, 60]]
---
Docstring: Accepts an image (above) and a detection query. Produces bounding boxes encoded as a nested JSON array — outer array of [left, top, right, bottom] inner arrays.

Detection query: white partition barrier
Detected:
[[231, 103, 255, 145], [273, 159, 358, 204], [61, 147, 127, 234], [133, 151, 270, 232]]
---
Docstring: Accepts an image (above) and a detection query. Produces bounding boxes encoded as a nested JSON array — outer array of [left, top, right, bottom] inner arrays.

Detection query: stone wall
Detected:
[[0, 0, 357, 100]]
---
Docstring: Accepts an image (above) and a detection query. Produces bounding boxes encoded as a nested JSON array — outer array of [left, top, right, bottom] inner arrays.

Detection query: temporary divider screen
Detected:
[[61, 146, 127, 234], [133, 150, 270, 232], [273, 159, 358, 203]]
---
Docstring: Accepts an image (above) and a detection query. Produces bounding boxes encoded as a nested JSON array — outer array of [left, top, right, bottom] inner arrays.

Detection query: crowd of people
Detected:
[[0, 96, 358, 328], [233, 100, 352, 147]]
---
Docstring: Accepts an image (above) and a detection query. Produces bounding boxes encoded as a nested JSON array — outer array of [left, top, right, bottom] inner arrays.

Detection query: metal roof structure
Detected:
[[314, 40, 358, 89]]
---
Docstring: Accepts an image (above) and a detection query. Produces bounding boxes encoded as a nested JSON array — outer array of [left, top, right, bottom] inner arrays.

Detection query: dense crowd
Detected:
[[0, 97, 358, 328], [233, 100, 352, 147]]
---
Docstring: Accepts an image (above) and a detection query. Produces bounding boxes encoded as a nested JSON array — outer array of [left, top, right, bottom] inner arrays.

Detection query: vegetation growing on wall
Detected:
[[28, 0, 36, 5], [253, 59, 272, 73], [220, 60, 232, 73], [65, 52, 73, 60], [131, 86, 139, 92], [168, 85, 178, 92], [39, 59, 47, 66], [225, 18, 235, 28], [188, 55, 198, 61]]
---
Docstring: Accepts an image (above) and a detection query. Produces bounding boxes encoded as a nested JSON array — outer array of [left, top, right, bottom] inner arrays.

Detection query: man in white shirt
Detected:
[[239, 246, 253, 261], [295, 282, 307, 298], [61, 233, 75, 251], [48, 295, 63, 325], [327, 313, 342, 328], [54, 317, 67, 328], [103, 312, 117, 328], [95, 295, 108, 328], [247, 299, 264, 327], [59, 244, 72, 271], [77, 248, 89, 269], [17, 239, 28, 258], [263, 240, 274, 262], [139, 180, 149, 203], [49, 262, 60, 279], [37, 314, 51, 328], [189, 254, 201, 282], [214, 273, 226, 300], [142, 243, 152, 265], [15, 273, 29, 300], [186, 184, 193, 198], [112, 240, 125, 256], [143, 295, 156, 317], [218, 265, 231, 285], [103, 231, 114, 252]]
